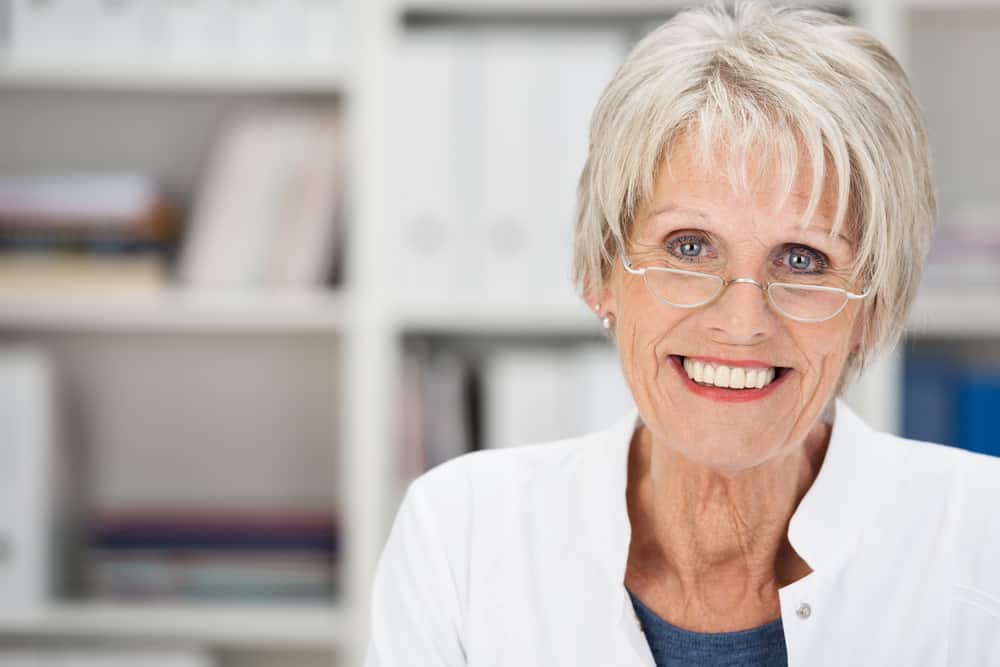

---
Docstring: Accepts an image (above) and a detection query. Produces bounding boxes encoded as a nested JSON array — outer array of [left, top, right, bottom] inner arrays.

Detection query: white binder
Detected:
[[394, 29, 475, 304], [477, 29, 626, 307], [0, 347, 56, 607]]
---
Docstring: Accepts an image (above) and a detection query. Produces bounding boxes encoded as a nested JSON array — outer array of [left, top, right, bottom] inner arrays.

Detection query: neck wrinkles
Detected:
[[625, 419, 829, 628]]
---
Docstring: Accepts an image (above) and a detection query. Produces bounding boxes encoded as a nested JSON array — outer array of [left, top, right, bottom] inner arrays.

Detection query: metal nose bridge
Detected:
[[723, 277, 766, 290]]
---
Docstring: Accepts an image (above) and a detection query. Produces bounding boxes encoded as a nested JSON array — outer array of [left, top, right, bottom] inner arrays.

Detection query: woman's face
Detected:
[[596, 137, 866, 475]]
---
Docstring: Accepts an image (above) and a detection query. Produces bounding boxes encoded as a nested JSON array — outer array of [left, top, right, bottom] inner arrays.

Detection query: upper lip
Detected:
[[676, 355, 788, 369]]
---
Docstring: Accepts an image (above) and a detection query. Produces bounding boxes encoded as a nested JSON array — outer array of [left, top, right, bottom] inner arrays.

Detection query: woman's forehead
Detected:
[[638, 133, 847, 241]]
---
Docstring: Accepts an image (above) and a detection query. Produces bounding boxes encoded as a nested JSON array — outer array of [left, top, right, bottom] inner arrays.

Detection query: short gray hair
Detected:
[[573, 0, 935, 380]]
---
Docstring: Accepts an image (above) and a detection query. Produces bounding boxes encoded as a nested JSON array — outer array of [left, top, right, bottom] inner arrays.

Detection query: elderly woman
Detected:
[[366, 2, 1000, 665]]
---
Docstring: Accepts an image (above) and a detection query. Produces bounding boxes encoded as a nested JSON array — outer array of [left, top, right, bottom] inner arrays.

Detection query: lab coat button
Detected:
[[796, 603, 812, 619]]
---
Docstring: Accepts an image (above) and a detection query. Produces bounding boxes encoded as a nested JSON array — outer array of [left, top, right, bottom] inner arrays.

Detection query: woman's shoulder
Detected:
[[869, 431, 1000, 584], [873, 429, 1000, 493]]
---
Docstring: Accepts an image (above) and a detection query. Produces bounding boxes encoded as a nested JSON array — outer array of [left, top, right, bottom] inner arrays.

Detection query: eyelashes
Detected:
[[663, 232, 831, 274], [782, 245, 829, 273]]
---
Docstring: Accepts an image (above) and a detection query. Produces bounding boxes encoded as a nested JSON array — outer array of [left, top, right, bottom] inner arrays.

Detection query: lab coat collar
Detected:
[[583, 398, 880, 619]]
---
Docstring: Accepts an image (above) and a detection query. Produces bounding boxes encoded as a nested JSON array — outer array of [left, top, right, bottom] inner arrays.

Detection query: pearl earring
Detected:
[[602, 313, 615, 330]]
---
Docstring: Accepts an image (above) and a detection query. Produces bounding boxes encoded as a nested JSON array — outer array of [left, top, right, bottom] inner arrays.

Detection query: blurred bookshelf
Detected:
[[0, 1, 998, 667], [0, 2, 354, 667]]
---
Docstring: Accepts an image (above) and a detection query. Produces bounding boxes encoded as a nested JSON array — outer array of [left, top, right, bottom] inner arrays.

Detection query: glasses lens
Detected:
[[768, 283, 848, 322], [643, 269, 723, 307]]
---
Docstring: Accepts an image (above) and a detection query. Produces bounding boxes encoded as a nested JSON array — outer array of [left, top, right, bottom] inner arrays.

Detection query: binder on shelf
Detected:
[[418, 346, 475, 468], [481, 343, 633, 450], [0, 347, 57, 608], [395, 27, 626, 309], [477, 29, 625, 306], [394, 29, 470, 303]]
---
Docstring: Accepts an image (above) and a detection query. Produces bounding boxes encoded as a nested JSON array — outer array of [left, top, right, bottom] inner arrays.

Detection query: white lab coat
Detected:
[[364, 400, 1000, 666]]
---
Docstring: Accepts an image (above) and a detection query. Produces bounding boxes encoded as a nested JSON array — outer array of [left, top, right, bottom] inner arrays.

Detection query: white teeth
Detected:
[[681, 357, 780, 390], [730, 367, 745, 389], [713, 366, 730, 388]]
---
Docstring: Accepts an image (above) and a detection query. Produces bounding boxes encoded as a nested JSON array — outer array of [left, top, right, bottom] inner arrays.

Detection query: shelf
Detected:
[[0, 59, 344, 94], [908, 286, 1000, 337], [402, 0, 847, 18], [0, 602, 352, 648], [0, 288, 350, 333], [402, 0, 1000, 16], [397, 298, 599, 336], [906, 0, 1000, 9]]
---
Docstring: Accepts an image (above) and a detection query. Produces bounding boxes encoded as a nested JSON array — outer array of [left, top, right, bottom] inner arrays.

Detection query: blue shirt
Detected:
[[627, 589, 789, 667]]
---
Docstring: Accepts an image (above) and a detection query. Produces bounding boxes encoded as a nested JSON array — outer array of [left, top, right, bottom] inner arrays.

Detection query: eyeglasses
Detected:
[[621, 254, 870, 324]]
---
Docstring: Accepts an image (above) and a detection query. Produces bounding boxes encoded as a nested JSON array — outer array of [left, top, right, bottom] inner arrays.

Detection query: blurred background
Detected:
[[0, 0, 997, 666]]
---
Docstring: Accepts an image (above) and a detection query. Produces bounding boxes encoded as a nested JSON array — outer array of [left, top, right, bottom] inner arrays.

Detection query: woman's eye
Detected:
[[679, 241, 701, 256], [789, 251, 811, 270], [666, 234, 712, 260], [783, 246, 828, 273]]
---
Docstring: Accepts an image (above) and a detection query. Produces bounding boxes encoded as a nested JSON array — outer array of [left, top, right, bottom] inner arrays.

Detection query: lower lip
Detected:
[[669, 356, 791, 403]]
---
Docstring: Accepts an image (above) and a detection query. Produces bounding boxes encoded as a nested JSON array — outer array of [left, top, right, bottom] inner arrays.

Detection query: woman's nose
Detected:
[[701, 279, 776, 345]]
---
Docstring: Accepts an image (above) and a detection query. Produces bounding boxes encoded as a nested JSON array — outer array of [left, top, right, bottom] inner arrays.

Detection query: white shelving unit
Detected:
[[0, 60, 344, 94], [0, 1, 997, 666], [0, 602, 352, 649], [0, 290, 349, 333], [0, 2, 358, 666]]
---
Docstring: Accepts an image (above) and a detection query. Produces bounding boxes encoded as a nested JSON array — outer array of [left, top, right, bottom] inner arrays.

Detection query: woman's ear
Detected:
[[583, 279, 613, 315], [849, 303, 867, 353]]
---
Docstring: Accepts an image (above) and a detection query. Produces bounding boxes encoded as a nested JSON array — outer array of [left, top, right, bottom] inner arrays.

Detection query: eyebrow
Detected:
[[646, 204, 853, 246]]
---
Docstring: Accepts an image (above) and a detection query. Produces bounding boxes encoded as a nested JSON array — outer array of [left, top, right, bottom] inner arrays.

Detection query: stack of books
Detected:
[[86, 508, 339, 602], [0, 172, 178, 292]]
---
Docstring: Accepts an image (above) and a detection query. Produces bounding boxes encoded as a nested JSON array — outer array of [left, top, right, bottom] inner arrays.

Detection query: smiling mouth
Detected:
[[671, 355, 791, 390]]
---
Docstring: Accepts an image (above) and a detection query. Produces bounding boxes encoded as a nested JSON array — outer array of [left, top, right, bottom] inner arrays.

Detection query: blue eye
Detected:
[[783, 246, 828, 274], [680, 241, 701, 256], [667, 234, 712, 261]]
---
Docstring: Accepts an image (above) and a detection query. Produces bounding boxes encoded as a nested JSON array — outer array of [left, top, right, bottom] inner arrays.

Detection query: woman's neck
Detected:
[[624, 420, 829, 632]]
